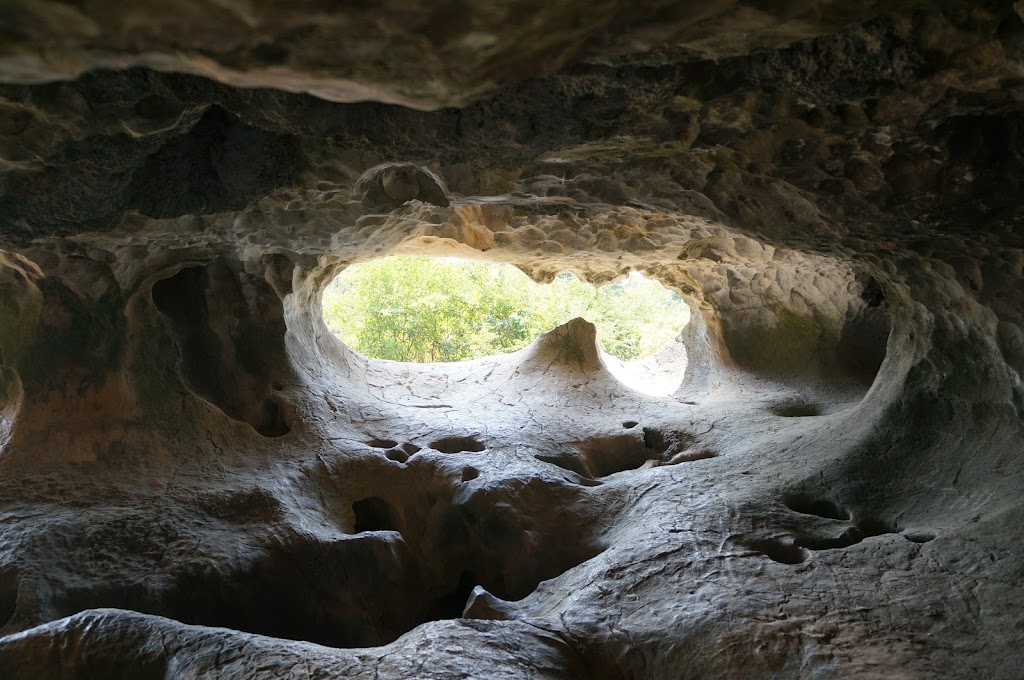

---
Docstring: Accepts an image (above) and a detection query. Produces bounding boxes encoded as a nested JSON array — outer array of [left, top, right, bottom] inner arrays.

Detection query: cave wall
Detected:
[[0, 1, 1022, 679]]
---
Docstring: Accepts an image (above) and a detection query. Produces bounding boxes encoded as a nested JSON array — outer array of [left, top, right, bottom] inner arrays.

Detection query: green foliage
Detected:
[[322, 256, 689, 362]]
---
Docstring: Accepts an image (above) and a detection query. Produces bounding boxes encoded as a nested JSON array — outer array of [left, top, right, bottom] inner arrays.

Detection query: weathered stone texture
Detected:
[[0, 1, 1022, 678]]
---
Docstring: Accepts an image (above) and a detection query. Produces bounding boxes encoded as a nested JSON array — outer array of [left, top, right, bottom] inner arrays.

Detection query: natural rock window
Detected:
[[1, 2, 1021, 678], [322, 256, 689, 390]]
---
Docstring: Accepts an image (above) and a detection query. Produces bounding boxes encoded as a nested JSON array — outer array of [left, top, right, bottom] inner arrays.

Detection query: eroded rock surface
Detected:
[[0, 1, 1022, 678]]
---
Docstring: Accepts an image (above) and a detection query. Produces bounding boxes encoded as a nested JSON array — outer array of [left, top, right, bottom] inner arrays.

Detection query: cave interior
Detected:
[[0, 1, 1023, 678]]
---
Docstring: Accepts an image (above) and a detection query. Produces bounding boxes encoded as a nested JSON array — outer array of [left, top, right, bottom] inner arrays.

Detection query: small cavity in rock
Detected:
[[747, 538, 810, 565], [902, 530, 937, 544], [353, 497, 399, 533], [784, 494, 852, 521], [430, 437, 485, 454], [771, 403, 823, 417]]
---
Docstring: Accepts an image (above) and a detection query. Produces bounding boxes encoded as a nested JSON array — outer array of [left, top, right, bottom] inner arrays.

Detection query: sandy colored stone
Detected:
[[0, 1, 1022, 679]]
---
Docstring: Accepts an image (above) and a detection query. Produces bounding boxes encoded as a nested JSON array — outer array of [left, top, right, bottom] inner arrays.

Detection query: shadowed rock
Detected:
[[354, 163, 451, 213], [0, 2, 1022, 679]]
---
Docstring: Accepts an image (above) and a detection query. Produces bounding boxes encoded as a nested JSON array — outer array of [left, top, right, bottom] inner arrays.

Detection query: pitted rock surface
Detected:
[[0, 2, 1022, 679]]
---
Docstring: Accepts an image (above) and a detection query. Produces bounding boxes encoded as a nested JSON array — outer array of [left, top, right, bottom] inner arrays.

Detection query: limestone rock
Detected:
[[354, 163, 451, 213], [0, 1, 1022, 679]]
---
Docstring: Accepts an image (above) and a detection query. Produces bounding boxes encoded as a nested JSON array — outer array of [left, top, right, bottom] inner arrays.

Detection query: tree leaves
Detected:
[[322, 257, 689, 363]]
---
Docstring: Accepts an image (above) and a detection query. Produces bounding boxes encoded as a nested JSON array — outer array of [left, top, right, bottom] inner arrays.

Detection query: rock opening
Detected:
[[0, 3, 1020, 677]]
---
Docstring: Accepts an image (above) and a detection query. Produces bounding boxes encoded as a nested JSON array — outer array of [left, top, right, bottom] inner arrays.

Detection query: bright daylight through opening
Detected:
[[322, 256, 690, 395]]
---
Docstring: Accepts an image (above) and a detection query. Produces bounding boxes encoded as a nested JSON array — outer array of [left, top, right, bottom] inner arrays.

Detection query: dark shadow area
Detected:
[[430, 436, 485, 453], [642, 427, 667, 452], [433, 487, 605, 602], [17, 277, 125, 394], [165, 537, 424, 648], [40, 471, 605, 649], [745, 538, 809, 565], [836, 273, 891, 383], [44, 535, 428, 648], [545, 427, 697, 477], [582, 435, 653, 477], [151, 263, 290, 437], [784, 494, 852, 521], [126, 105, 299, 219], [535, 452, 591, 477], [0, 565, 17, 629], [746, 511, 914, 564], [856, 516, 900, 537], [795, 527, 867, 551], [771, 403, 823, 417], [353, 497, 399, 533], [436, 570, 478, 619]]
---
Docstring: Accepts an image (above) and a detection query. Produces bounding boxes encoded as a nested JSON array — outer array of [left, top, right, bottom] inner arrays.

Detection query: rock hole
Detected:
[[578, 435, 652, 477], [571, 428, 697, 477], [859, 273, 886, 308], [156, 535, 426, 648], [837, 272, 891, 382], [255, 398, 289, 438], [401, 442, 422, 455], [430, 436, 485, 453], [642, 427, 667, 452], [152, 265, 290, 437], [791, 518, 902, 553], [437, 570, 478, 619], [784, 494, 852, 521], [353, 497, 399, 533], [366, 438, 398, 449], [622, 420, 639, 428], [857, 517, 900, 537], [902, 529, 936, 544], [796, 527, 865, 551], [385, 449, 409, 463], [45, 488, 604, 650], [461, 466, 480, 482], [771, 403, 823, 417], [0, 564, 17, 628], [747, 538, 809, 565]]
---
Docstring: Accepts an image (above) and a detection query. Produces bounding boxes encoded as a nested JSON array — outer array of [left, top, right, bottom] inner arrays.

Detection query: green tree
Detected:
[[322, 256, 688, 362]]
